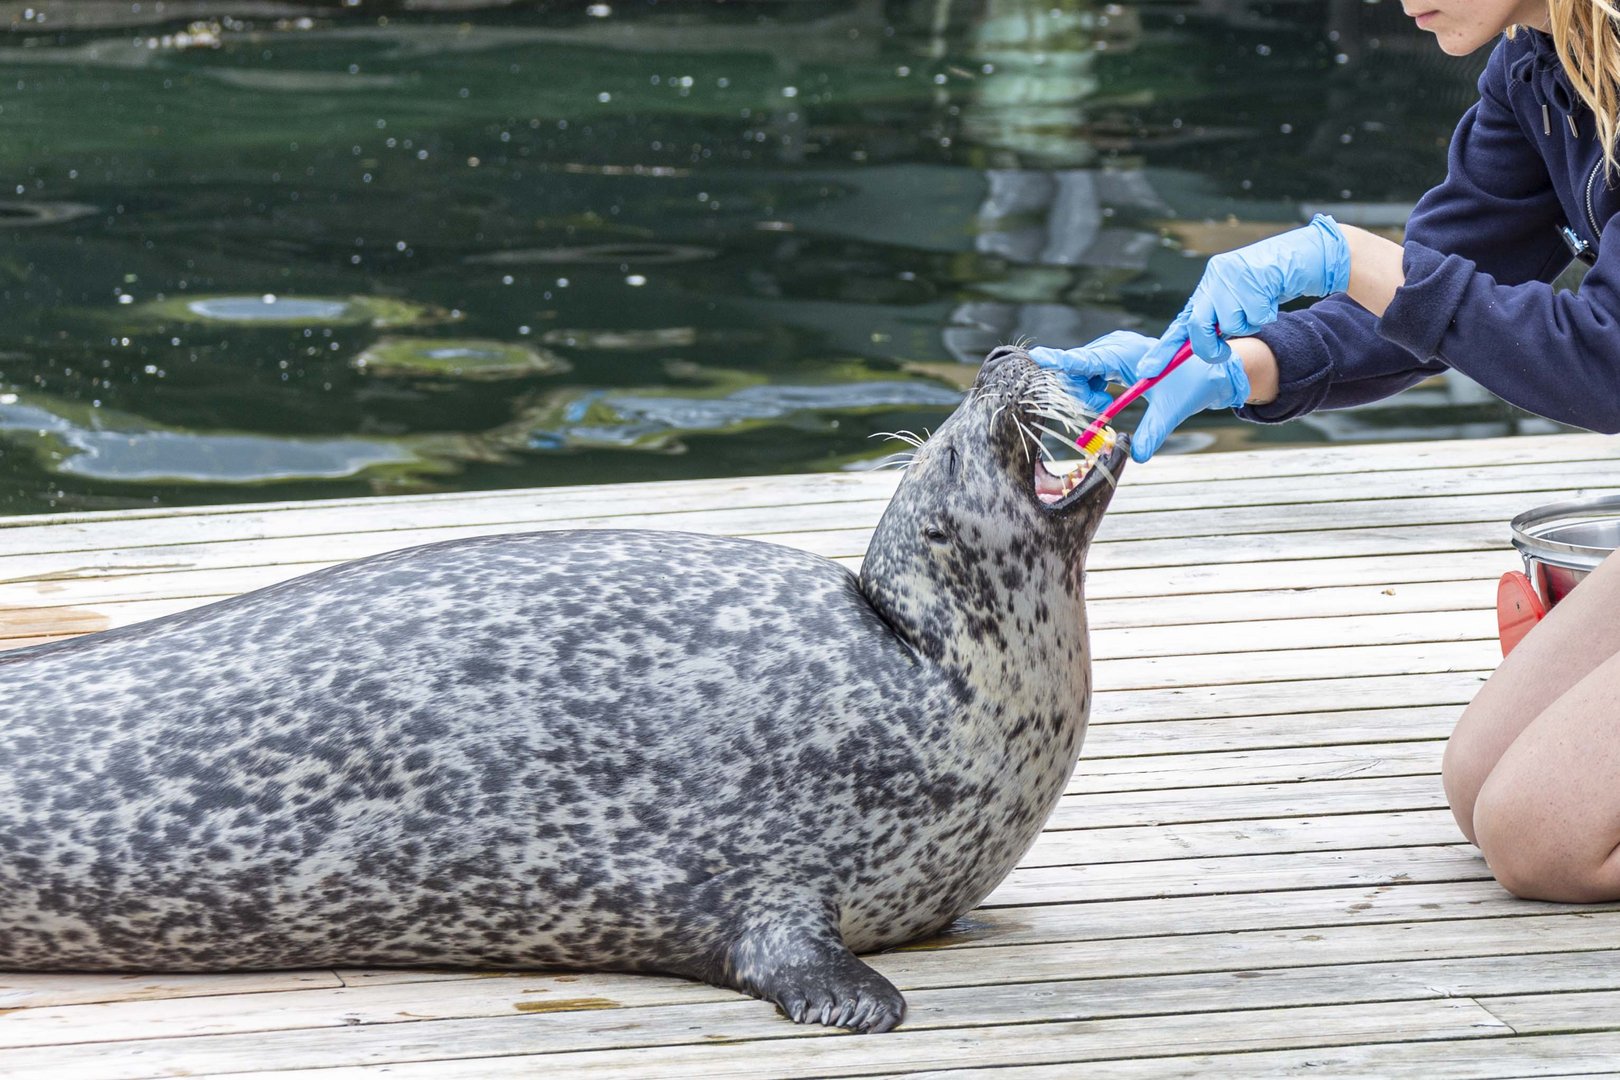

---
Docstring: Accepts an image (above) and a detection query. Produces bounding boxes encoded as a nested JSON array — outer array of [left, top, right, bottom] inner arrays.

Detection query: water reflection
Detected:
[[470, 244, 716, 266], [0, 0, 1556, 514], [527, 378, 964, 452], [137, 295, 449, 329], [0, 395, 425, 485], [354, 337, 570, 380], [0, 200, 98, 228]]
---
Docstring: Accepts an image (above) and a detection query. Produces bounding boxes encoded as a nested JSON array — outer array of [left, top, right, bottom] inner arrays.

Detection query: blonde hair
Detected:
[[1546, 0, 1620, 175]]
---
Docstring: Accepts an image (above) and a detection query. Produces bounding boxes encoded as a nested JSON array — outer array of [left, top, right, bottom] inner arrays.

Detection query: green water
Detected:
[[0, 0, 1557, 515]]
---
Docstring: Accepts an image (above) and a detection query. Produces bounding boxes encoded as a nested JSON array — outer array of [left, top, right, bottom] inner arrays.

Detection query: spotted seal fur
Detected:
[[0, 346, 1126, 1033]]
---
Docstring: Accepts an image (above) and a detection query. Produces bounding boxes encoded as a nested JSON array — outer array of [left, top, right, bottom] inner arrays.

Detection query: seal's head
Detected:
[[860, 344, 1126, 666]]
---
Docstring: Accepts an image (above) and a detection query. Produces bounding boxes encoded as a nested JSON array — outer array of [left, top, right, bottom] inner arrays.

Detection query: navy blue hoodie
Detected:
[[1243, 29, 1620, 432]]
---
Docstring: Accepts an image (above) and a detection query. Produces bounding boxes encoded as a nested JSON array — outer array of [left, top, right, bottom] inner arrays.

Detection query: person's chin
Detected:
[[1433, 31, 1493, 56], [1434, 39, 1471, 56]]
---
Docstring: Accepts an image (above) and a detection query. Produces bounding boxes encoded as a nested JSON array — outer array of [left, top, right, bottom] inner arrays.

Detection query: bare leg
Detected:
[[1443, 549, 1620, 843], [1470, 647, 1620, 901]]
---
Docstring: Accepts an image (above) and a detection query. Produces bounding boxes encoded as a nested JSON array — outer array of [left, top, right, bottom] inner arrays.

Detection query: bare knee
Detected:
[[1441, 704, 1499, 846], [1472, 794, 1550, 899], [1472, 783, 1620, 903]]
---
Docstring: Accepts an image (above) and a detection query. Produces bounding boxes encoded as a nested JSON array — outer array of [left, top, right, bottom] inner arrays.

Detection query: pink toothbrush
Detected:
[[1075, 339, 1195, 454]]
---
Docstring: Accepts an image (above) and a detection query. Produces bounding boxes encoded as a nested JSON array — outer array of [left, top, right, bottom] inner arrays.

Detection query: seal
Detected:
[[0, 346, 1126, 1034]]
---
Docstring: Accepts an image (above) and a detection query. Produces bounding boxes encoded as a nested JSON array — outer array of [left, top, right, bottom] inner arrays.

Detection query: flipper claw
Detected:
[[719, 907, 907, 1034]]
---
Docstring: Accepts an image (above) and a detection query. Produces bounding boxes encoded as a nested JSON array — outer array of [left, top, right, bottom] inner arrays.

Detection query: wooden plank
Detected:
[[4, 949, 1613, 1068], [1047, 774, 1447, 830], [1074, 430, 1616, 482], [0, 603, 118, 642], [1478, 988, 1620, 1032], [0, 994, 1508, 1079], [1086, 550, 1516, 600], [1093, 639, 1497, 692], [1064, 741, 1443, 794], [1096, 609, 1496, 660], [268, 1000, 1518, 1080], [1115, 518, 1516, 574], [987, 844, 1487, 908], [905, 880, 1620, 953], [1024, 810, 1463, 867], [0, 971, 342, 1011], [1092, 577, 1501, 629], [0, 633, 63, 651], [1089, 670, 1487, 723], [339, 910, 1620, 995], [1104, 462, 1620, 519], [1095, 430, 1616, 484], [1108, 476, 1620, 537], [1084, 705, 1460, 753], [898, 1031, 1620, 1079]]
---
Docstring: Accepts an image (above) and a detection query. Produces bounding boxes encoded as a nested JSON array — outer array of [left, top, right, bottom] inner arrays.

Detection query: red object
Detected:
[[1075, 339, 1197, 452], [1496, 570, 1546, 656]]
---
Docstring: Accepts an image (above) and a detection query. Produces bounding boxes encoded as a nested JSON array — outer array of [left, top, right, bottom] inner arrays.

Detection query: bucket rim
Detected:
[[1510, 493, 1620, 569]]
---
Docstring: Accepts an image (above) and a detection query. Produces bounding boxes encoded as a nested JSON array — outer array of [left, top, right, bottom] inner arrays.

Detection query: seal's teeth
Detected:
[[1035, 456, 1089, 505]]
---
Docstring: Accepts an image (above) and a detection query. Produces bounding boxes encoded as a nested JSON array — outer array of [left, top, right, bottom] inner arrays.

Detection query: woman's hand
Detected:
[[1140, 214, 1351, 377], [1030, 331, 1253, 462], [1028, 330, 1155, 414]]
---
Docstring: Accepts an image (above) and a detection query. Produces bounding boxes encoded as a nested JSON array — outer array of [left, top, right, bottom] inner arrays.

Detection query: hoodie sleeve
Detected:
[[1379, 207, 1620, 435], [1239, 36, 1574, 424]]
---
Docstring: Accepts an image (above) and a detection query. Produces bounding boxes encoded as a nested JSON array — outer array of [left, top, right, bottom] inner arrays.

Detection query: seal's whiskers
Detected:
[[1031, 392, 1094, 425], [1011, 375, 1123, 499], [873, 430, 929, 449], [1025, 419, 1077, 454], [1010, 413, 1040, 464]]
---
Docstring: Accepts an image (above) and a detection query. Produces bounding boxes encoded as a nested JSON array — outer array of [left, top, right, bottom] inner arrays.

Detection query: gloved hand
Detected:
[[1028, 330, 1155, 415], [1139, 214, 1350, 377], [1031, 330, 1251, 462]]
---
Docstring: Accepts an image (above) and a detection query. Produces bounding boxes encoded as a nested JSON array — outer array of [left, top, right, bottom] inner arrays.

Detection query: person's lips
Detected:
[[1410, 9, 1439, 26]]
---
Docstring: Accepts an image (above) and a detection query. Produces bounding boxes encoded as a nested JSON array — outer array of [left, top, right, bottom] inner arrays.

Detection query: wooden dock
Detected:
[[3, 432, 1620, 1078]]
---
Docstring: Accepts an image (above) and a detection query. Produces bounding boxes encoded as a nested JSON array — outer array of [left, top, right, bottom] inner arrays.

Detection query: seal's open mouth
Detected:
[[999, 360, 1128, 512], [1032, 433, 1128, 512], [1036, 459, 1084, 504]]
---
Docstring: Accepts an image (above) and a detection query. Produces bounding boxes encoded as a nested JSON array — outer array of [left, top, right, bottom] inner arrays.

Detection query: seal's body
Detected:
[[0, 348, 1124, 1033]]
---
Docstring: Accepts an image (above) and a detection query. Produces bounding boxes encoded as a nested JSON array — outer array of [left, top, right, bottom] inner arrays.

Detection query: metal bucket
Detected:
[[1509, 494, 1620, 608]]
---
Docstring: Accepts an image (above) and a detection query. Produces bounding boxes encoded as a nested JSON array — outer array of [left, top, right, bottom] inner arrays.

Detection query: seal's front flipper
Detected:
[[719, 912, 905, 1033]]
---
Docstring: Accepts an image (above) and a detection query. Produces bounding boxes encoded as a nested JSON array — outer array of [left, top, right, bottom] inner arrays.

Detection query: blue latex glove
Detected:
[[1028, 330, 1155, 414], [1032, 331, 1251, 462], [1140, 214, 1351, 377]]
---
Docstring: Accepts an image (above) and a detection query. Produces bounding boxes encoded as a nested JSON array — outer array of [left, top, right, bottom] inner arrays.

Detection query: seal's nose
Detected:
[[982, 344, 1026, 376]]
